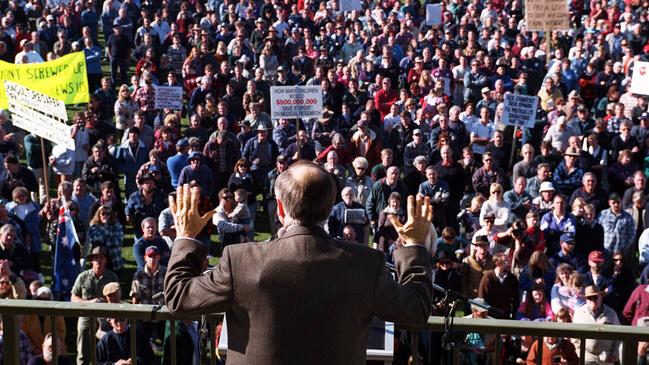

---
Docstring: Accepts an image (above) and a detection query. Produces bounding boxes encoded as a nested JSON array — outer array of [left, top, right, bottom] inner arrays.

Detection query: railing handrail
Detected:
[[0, 299, 222, 321], [2, 299, 649, 341]]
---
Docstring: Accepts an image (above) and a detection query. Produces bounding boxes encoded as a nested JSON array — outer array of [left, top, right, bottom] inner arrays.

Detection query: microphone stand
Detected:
[[432, 283, 506, 365]]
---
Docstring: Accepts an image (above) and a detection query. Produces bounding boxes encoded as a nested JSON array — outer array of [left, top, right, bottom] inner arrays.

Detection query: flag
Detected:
[[52, 200, 80, 295]]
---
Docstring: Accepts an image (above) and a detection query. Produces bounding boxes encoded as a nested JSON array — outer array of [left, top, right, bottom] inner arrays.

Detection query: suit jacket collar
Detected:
[[276, 224, 330, 240]]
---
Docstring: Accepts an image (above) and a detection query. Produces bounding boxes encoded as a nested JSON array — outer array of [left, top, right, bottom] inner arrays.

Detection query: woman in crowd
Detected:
[[479, 183, 511, 231], [87, 205, 124, 275], [113, 84, 138, 140], [228, 159, 257, 240]]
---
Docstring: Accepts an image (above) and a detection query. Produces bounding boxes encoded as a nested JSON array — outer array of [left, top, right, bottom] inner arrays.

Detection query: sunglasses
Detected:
[[0, 281, 10, 285], [223, 195, 233, 200]]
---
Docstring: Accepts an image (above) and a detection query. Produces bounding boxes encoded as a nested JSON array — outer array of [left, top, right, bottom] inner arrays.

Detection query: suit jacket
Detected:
[[165, 224, 432, 365]]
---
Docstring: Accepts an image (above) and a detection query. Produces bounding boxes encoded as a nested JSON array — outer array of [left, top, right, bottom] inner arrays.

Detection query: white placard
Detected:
[[502, 93, 538, 129], [525, 0, 570, 31], [270, 86, 323, 119], [630, 61, 649, 96], [4, 81, 74, 150], [340, 0, 362, 12], [154, 86, 183, 110], [426, 4, 442, 26]]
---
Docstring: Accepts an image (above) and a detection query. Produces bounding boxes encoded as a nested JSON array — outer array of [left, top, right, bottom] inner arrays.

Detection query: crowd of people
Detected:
[[0, 0, 648, 363]]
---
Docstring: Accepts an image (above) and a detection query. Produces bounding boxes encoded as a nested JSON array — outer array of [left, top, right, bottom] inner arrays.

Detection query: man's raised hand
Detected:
[[171, 184, 215, 239], [388, 195, 433, 245]]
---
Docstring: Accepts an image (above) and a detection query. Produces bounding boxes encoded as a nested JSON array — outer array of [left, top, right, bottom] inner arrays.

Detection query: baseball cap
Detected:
[[176, 138, 189, 148], [560, 232, 575, 243], [588, 250, 605, 263], [145, 245, 160, 257], [187, 151, 203, 162]]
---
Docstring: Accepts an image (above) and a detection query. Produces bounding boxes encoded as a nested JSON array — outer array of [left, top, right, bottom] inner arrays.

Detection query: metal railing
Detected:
[[1, 299, 649, 365]]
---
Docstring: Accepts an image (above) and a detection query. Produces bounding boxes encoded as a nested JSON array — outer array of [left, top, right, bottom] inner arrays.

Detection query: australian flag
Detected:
[[53, 200, 80, 296]]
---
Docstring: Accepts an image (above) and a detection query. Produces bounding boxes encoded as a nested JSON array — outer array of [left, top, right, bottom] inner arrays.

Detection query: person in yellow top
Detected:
[[20, 286, 67, 355], [537, 77, 564, 112]]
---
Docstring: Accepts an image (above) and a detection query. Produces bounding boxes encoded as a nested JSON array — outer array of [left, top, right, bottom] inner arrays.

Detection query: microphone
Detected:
[[432, 283, 506, 319]]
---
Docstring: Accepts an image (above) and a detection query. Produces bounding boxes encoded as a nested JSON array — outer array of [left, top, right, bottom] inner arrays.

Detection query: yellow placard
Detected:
[[0, 51, 89, 108]]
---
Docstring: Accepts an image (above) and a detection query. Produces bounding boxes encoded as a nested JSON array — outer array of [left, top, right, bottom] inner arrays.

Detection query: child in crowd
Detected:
[[228, 189, 251, 243]]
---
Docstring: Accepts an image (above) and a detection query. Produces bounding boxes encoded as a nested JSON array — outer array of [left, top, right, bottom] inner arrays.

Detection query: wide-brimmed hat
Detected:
[[472, 235, 489, 246], [471, 298, 489, 312], [256, 124, 271, 132], [102, 282, 121, 296], [320, 109, 334, 123], [584, 285, 602, 298], [564, 146, 581, 156], [539, 181, 555, 192], [88, 246, 108, 260]]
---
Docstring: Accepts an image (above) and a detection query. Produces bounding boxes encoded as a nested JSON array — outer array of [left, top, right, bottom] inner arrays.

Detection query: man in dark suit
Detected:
[[165, 162, 433, 364]]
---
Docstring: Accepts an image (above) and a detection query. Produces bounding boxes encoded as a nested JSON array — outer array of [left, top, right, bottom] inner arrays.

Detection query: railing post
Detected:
[[494, 333, 501, 365], [579, 337, 586, 365], [130, 319, 137, 365], [209, 318, 217, 365], [3, 314, 19, 365], [90, 318, 96, 365], [170, 320, 176, 365], [537, 337, 543, 365], [50, 314, 58, 365], [622, 339, 638, 365]]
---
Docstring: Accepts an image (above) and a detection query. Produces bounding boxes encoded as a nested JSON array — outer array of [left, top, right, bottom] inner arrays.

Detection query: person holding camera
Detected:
[[493, 219, 537, 274]]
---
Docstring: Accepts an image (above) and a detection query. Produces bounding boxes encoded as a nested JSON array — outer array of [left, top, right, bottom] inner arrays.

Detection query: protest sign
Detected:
[[426, 4, 442, 26], [502, 94, 538, 129], [0, 52, 89, 108], [525, 0, 569, 31], [270, 86, 323, 119], [154, 86, 183, 110], [4, 81, 74, 150], [630, 61, 649, 96], [339, 0, 362, 12]]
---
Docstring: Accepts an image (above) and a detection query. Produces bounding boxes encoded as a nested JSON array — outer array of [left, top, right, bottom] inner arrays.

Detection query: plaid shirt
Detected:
[[598, 208, 636, 255], [88, 223, 124, 271], [130, 264, 167, 304], [134, 86, 156, 112], [0, 330, 33, 365]]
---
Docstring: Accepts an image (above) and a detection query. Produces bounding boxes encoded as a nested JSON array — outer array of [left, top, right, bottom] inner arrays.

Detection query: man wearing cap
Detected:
[[585, 250, 613, 295], [105, 24, 133, 86], [178, 152, 215, 199], [131, 245, 167, 346], [71, 246, 118, 365], [550, 233, 588, 274], [166, 138, 190, 189], [598, 193, 636, 259], [552, 146, 585, 196], [243, 124, 279, 188], [572, 286, 621, 364], [114, 127, 149, 198], [461, 297, 497, 363], [459, 235, 495, 300], [125, 173, 167, 238], [402, 129, 431, 175]]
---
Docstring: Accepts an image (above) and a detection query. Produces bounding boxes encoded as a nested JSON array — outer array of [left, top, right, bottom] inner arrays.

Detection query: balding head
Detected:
[[275, 162, 337, 225]]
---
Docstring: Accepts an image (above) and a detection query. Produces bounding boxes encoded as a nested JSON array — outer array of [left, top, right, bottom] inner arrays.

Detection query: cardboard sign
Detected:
[[270, 86, 323, 119], [502, 93, 539, 129], [154, 86, 183, 110], [340, 0, 362, 12], [525, 0, 570, 31], [426, 4, 442, 26], [631, 61, 649, 96], [4, 81, 74, 150]]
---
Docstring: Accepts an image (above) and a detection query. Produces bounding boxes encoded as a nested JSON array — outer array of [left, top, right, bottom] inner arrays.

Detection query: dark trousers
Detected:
[[110, 58, 128, 86]]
